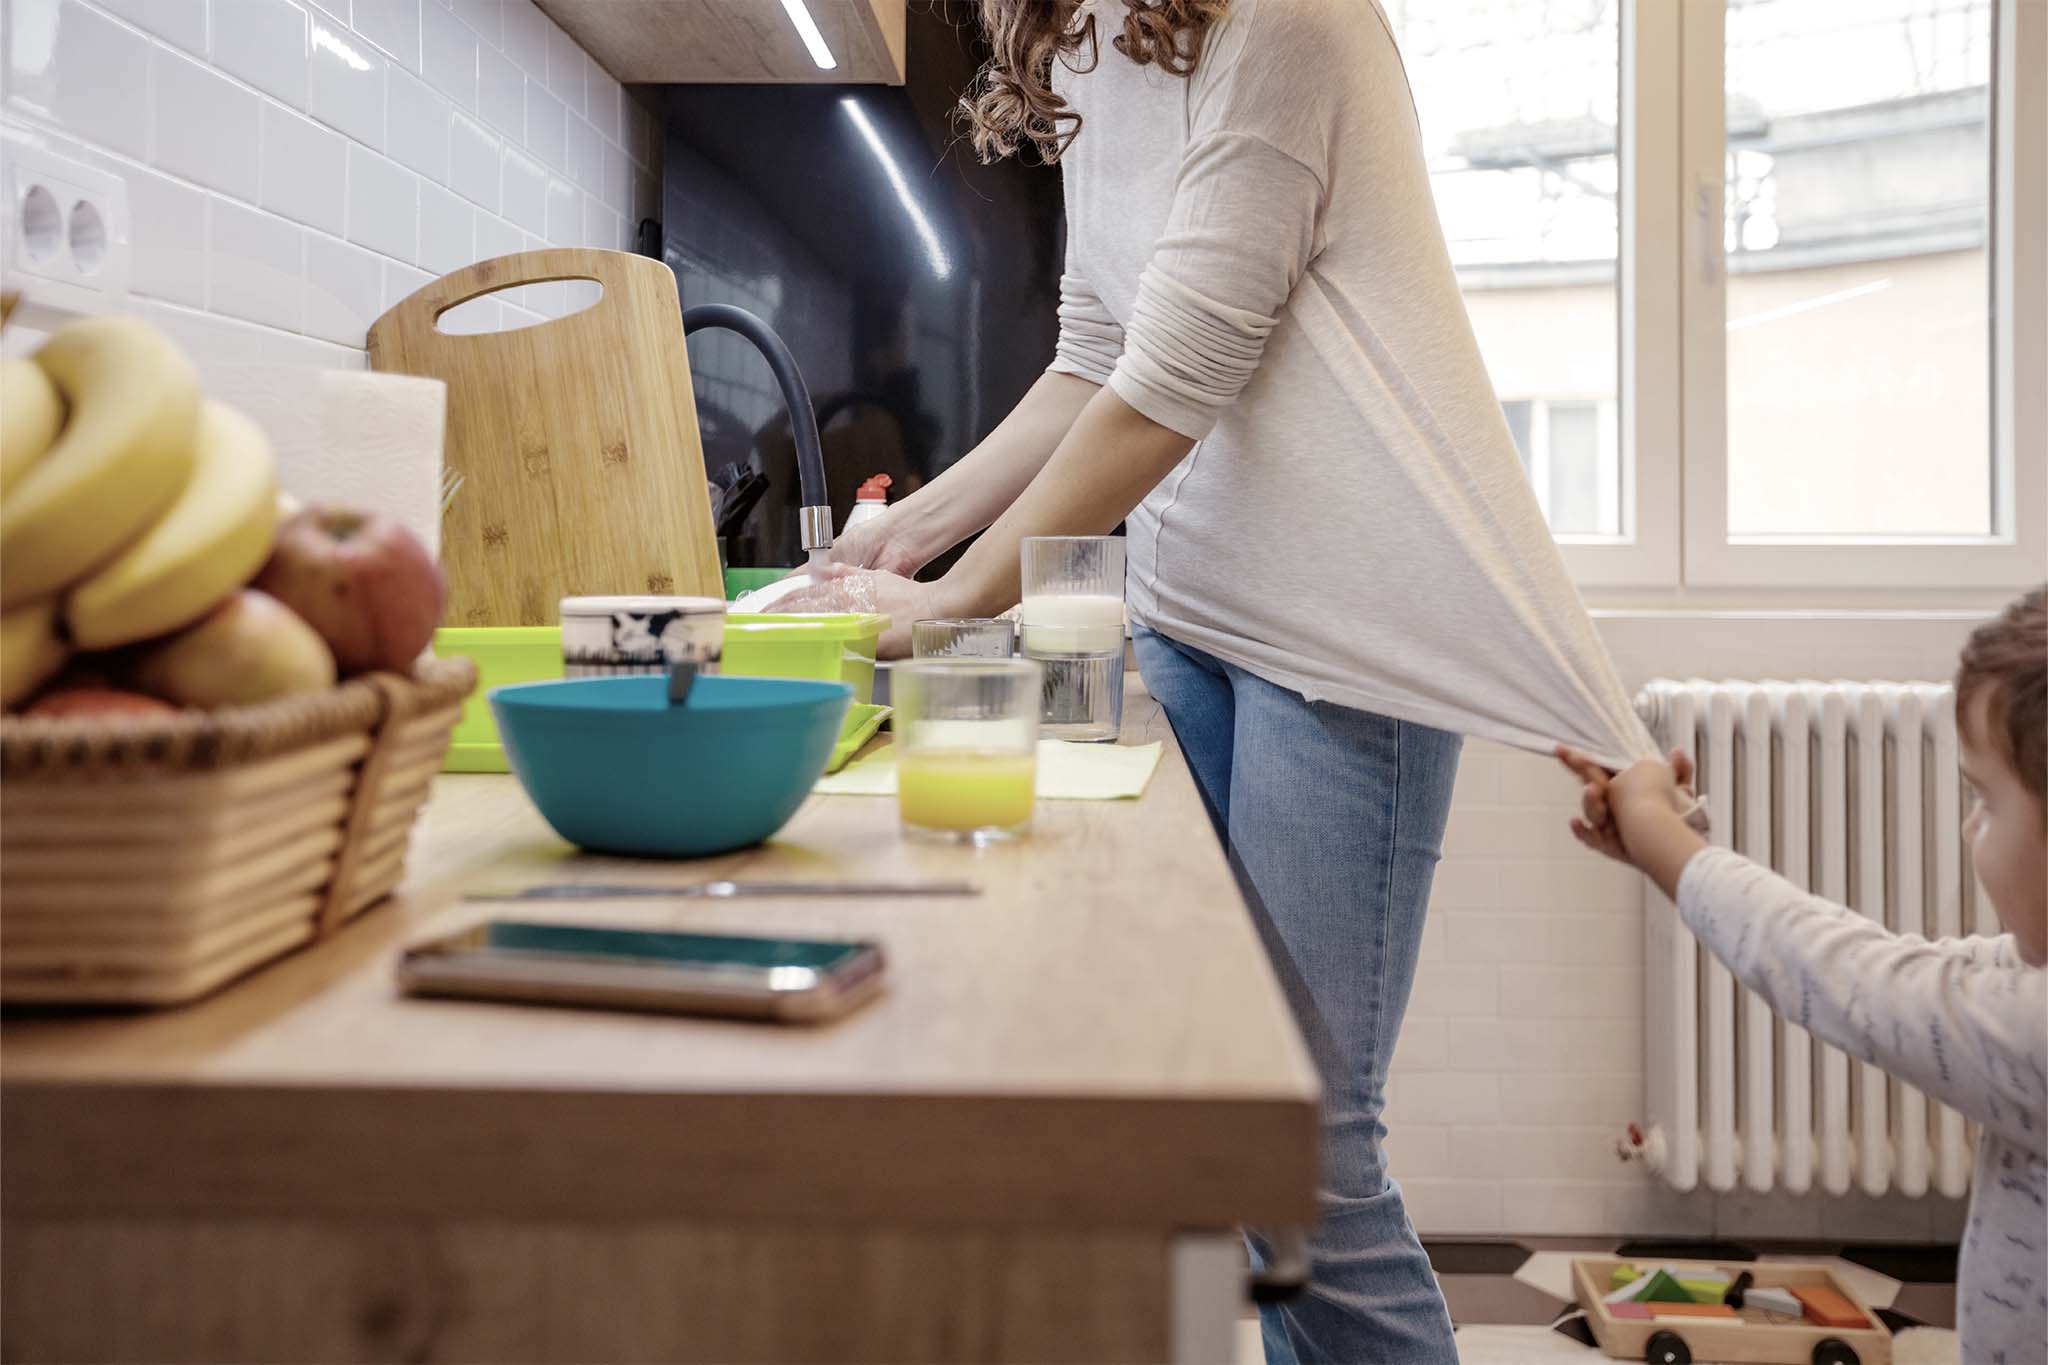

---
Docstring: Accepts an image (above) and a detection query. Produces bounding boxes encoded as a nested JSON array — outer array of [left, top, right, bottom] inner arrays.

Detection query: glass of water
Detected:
[[912, 618, 1014, 658], [893, 658, 1041, 844], [1019, 536, 1126, 742]]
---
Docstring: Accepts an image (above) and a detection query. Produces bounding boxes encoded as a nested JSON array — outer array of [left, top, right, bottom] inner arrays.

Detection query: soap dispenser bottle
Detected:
[[842, 474, 892, 535]]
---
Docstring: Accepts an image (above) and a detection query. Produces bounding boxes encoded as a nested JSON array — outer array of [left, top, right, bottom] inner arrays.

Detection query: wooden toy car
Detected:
[[1573, 1257, 1892, 1365]]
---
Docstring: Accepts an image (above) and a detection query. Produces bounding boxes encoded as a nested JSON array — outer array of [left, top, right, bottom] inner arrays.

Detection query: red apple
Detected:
[[25, 687, 180, 721], [254, 504, 445, 675]]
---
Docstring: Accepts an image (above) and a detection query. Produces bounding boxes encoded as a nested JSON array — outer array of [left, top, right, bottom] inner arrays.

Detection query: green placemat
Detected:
[[816, 740, 1163, 799]]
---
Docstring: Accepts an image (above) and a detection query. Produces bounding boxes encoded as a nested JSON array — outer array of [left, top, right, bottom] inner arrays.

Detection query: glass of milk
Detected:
[[1019, 536, 1127, 742]]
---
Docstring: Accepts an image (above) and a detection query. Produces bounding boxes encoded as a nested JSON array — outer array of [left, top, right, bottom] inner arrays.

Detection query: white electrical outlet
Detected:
[[1, 130, 131, 313]]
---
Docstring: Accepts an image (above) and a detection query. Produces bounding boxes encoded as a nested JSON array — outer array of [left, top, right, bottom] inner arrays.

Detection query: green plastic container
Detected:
[[433, 612, 888, 772], [724, 613, 887, 707], [723, 567, 787, 599], [433, 627, 561, 772]]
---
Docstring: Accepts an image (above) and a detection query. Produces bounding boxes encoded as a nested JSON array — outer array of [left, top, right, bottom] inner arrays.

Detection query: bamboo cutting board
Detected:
[[368, 249, 722, 626]]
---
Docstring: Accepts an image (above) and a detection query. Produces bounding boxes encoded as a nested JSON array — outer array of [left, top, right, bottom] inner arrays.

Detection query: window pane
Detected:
[[1384, 0, 1623, 539], [1547, 401, 1604, 533], [1724, 0, 1994, 538], [1502, 399, 1536, 473]]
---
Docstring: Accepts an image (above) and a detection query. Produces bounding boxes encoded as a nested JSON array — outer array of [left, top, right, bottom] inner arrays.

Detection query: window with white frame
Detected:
[[1383, 0, 2045, 592]]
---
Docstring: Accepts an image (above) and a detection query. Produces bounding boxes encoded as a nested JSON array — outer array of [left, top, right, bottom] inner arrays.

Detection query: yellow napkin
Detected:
[[814, 739, 1163, 800]]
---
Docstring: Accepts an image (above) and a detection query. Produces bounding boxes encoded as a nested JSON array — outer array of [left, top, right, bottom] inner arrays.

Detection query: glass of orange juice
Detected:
[[892, 658, 1041, 844]]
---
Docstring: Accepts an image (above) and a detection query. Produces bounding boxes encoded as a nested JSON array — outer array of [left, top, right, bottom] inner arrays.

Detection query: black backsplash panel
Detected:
[[652, 8, 1064, 568]]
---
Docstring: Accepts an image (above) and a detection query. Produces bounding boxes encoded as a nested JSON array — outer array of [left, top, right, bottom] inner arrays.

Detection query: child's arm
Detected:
[[1674, 848, 2045, 1156], [1557, 747, 2048, 1156]]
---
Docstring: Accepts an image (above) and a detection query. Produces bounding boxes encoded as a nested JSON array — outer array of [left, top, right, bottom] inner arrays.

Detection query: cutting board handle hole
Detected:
[[435, 279, 606, 336]]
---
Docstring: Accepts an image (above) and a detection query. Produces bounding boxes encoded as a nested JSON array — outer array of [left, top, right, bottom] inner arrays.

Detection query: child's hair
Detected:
[[1955, 585, 2046, 803]]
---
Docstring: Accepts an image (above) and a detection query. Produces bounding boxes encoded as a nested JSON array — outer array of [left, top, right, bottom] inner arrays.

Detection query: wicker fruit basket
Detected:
[[0, 656, 476, 1007]]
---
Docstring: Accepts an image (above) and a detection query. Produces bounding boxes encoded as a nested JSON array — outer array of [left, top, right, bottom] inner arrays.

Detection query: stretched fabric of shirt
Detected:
[[1049, 0, 1656, 768], [1679, 847, 2046, 1364]]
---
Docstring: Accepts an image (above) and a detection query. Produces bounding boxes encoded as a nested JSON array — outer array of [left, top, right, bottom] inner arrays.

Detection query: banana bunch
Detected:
[[1, 316, 286, 708]]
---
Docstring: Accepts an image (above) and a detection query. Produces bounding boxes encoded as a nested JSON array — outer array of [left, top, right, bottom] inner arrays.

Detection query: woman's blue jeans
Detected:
[[1134, 627, 1462, 1365]]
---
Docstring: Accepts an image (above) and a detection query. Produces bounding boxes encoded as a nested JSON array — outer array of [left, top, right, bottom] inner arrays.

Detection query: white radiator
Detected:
[[1632, 680, 1990, 1199]]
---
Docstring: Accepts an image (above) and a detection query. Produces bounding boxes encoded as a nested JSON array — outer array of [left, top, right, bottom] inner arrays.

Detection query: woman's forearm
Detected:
[[892, 372, 1102, 566], [937, 385, 1196, 617]]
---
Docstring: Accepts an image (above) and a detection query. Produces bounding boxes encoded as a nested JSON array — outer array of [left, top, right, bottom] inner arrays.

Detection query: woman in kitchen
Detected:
[[786, 1, 1656, 1358]]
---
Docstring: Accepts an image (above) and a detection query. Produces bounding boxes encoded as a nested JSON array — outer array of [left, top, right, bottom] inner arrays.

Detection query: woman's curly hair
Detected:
[[957, 0, 1230, 164]]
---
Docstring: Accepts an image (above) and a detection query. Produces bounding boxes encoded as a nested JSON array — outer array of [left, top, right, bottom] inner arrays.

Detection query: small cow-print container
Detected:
[[559, 596, 726, 677]]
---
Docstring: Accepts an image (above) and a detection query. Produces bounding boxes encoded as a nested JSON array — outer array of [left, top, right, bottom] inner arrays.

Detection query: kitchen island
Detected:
[[0, 680, 1318, 1364]]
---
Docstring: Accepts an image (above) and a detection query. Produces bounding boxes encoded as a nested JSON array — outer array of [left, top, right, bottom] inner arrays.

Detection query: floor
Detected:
[[1233, 1238, 1961, 1364]]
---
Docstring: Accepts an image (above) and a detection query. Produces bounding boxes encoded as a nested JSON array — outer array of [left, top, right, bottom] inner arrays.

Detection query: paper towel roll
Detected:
[[208, 366, 449, 560]]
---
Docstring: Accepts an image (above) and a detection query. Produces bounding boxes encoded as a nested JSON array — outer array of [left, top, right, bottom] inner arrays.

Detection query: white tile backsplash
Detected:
[[349, 0, 421, 71], [345, 144, 417, 261], [448, 0, 501, 49], [209, 194, 304, 330], [580, 190, 614, 255], [308, 13, 386, 149], [142, 297, 364, 372], [418, 180, 475, 275], [211, 0, 310, 107], [381, 259, 430, 312], [9, 0, 641, 364], [476, 39, 524, 141], [601, 141, 631, 215], [1390, 1072, 1500, 1126], [153, 45, 261, 201], [386, 70, 451, 182], [435, 293, 500, 335], [1401, 1180, 1505, 1236], [421, 1, 478, 110], [499, 145, 546, 234], [260, 101, 347, 234], [127, 167, 209, 307], [499, 0, 548, 78], [543, 175, 578, 246], [47, 2, 153, 162], [472, 210, 521, 264], [525, 80, 567, 172], [585, 54, 620, 144], [446, 109, 501, 211], [303, 230, 384, 344], [98, 0, 207, 53], [545, 18, 583, 113], [566, 112, 602, 192]]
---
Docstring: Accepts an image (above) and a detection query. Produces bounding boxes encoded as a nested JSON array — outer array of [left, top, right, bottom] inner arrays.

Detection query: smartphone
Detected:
[[397, 920, 885, 1023]]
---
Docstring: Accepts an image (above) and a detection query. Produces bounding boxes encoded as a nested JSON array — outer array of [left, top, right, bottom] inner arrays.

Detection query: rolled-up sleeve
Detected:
[[1048, 261, 1124, 387], [1107, 131, 1323, 440]]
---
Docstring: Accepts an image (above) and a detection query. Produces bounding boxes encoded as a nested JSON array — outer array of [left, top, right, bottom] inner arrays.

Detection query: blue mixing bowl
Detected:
[[490, 674, 854, 857]]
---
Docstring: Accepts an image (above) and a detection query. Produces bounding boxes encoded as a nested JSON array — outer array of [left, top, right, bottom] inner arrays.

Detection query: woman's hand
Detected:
[[774, 564, 943, 659], [828, 504, 930, 578], [1553, 745, 1707, 899]]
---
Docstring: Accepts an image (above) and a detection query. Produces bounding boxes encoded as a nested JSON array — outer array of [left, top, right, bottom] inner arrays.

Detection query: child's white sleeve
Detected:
[[1677, 846, 2048, 1157]]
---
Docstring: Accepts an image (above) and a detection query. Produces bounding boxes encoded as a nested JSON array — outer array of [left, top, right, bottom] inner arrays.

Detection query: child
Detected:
[[1556, 587, 2045, 1364]]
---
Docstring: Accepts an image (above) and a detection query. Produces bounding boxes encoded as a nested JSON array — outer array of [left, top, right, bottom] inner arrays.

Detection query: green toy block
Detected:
[[1634, 1270, 1694, 1304], [1609, 1264, 1641, 1289]]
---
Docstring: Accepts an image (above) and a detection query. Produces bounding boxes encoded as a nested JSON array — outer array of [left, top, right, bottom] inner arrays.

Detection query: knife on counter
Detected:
[[467, 880, 982, 902]]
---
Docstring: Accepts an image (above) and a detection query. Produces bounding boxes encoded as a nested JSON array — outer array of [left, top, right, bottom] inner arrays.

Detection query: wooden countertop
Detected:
[[1, 682, 1318, 1233]]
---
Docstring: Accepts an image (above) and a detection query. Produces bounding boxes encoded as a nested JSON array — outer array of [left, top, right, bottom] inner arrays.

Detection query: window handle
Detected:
[[1696, 174, 1724, 284]]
